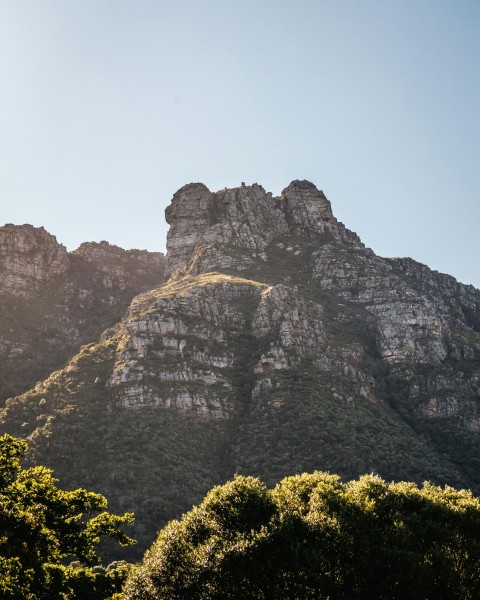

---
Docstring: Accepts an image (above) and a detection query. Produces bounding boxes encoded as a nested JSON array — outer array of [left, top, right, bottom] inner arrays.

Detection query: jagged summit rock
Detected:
[[73, 241, 165, 291], [0, 223, 69, 296], [165, 180, 361, 277], [0, 224, 166, 300], [281, 179, 334, 225], [74, 239, 164, 263]]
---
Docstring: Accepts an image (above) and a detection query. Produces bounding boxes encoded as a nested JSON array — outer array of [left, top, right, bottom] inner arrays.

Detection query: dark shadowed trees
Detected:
[[124, 472, 480, 600]]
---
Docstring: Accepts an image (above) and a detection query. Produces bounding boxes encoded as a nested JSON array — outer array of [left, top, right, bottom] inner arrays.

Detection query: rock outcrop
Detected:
[[74, 241, 165, 291], [0, 224, 69, 296], [165, 181, 361, 277], [105, 274, 327, 417]]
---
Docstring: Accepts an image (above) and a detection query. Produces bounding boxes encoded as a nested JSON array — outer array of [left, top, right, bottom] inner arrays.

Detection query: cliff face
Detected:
[[165, 180, 361, 276], [163, 181, 480, 422], [1, 180, 479, 560], [106, 274, 327, 418], [73, 241, 165, 291], [0, 224, 69, 296], [0, 227, 165, 401]]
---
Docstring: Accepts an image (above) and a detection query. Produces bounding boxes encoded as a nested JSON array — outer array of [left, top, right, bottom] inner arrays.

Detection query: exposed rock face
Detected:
[[102, 179, 480, 465], [0, 225, 165, 402], [74, 241, 165, 291], [1, 180, 479, 562], [0, 224, 69, 296], [106, 274, 327, 417], [165, 181, 361, 277]]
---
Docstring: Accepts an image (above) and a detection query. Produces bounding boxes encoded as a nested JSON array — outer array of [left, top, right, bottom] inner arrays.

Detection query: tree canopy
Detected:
[[0, 434, 135, 600], [124, 472, 480, 600]]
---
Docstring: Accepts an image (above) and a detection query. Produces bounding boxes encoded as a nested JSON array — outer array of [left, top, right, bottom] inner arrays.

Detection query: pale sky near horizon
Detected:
[[1, 1, 479, 287]]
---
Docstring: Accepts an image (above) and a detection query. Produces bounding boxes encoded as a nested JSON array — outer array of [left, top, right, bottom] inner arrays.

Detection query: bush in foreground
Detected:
[[0, 434, 135, 599], [123, 472, 480, 599]]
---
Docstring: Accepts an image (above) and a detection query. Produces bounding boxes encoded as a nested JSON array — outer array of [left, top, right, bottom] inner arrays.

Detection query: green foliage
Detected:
[[0, 434, 135, 599], [0, 332, 235, 562], [229, 365, 465, 490], [124, 472, 480, 600]]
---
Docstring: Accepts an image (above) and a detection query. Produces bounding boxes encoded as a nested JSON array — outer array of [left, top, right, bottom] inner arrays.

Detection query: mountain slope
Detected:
[[1, 180, 479, 559], [0, 225, 165, 402]]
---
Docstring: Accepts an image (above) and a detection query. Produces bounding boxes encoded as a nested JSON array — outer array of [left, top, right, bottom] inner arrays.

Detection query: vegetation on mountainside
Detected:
[[1, 267, 476, 563], [123, 472, 480, 600], [0, 337, 229, 562], [0, 434, 134, 600], [228, 365, 465, 488]]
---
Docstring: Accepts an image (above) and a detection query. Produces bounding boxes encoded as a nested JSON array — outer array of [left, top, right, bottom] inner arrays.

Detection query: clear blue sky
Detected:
[[1, 1, 479, 287]]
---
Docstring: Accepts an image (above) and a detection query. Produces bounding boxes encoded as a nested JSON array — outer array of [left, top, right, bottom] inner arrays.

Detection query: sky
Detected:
[[1, 1, 479, 287]]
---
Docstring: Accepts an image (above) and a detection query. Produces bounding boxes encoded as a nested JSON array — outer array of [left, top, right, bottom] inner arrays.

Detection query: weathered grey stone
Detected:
[[164, 180, 362, 278], [0, 224, 69, 296]]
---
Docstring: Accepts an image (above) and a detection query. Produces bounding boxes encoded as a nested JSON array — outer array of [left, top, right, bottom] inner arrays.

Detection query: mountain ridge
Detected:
[[0, 224, 165, 402], [1, 180, 479, 559]]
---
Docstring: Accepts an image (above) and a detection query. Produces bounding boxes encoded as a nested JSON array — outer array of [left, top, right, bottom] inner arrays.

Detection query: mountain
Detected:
[[1, 181, 479, 559]]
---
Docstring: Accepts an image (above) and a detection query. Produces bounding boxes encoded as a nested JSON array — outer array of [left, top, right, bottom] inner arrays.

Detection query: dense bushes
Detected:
[[0, 434, 135, 600], [124, 472, 480, 600]]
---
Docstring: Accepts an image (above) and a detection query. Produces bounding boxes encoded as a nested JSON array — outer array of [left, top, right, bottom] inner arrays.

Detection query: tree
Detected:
[[0, 434, 135, 599], [123, 472, 480, 600]]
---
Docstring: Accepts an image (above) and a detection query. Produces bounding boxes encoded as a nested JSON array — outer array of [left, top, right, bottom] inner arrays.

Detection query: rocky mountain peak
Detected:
[[0, 223, 69, 296], [73, 240, 164, 268], [164, 180, 361, 278], [281, 180, 334, 226], [72, 240, 165, 292]]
